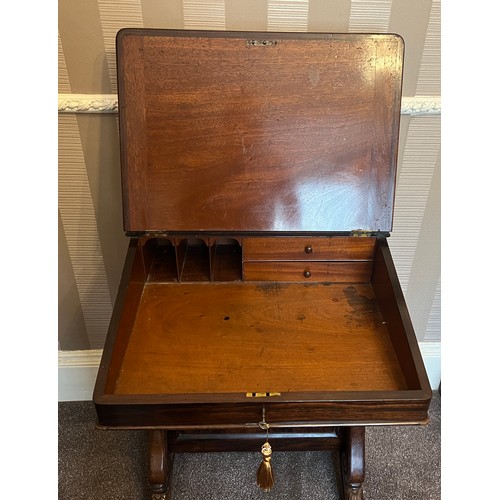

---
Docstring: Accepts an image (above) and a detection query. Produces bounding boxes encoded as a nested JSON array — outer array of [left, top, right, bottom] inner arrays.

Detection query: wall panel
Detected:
[[389, 0, 433, 96], [349, 0, 391, 32], [98, 0, 144, 93], [58, 31, 71, 93], [416, 0, 441, 96], [58, 0, 112, 94], [307, 0, 351, 32], [141, 0, 184, 28], [183, 0, 226, 29], [75, 114, 128, 302], [58, 114, 114, 349], [268, 0, 309, 31], [389, 116, 440, 294], [58, 213, 89, 350], [225, 0, 268, 31]]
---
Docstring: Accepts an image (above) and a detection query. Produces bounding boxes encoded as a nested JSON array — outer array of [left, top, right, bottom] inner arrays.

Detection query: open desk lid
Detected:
[[117, 29, 404, 234]]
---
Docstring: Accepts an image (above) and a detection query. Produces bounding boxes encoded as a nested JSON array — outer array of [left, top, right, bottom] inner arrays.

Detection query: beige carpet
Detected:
[[58, 392, 440, 499]]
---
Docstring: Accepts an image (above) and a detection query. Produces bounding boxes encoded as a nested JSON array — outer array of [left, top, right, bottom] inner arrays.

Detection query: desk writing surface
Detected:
[[114, 282, 407, 395]]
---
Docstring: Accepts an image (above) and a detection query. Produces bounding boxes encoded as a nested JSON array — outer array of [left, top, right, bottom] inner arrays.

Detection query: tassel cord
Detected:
[[257, 407, 275, 491], [257, 441, 274, 491]]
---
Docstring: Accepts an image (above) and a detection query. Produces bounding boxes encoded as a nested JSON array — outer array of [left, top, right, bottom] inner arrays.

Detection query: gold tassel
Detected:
[[257, 441, 274, 491]]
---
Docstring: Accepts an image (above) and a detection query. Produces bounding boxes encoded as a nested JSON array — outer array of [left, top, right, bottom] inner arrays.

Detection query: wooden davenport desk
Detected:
[[93, 29, 432, 499]]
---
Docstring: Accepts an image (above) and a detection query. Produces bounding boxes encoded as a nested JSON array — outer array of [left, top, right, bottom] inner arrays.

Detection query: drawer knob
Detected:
[[303, 270, 312, 278], [304, 245, 313, 254]]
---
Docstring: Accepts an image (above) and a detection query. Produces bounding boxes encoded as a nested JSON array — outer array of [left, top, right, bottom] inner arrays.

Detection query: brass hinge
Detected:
[[350, 229, 373, 237]]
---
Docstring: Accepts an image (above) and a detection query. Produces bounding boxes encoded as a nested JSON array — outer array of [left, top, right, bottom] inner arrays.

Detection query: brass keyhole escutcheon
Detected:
[[304, 245, 313, 254], [303, 270, 312, 278]]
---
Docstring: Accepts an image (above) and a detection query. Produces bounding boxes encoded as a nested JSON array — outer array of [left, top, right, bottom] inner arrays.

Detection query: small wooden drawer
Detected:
[[243, 237, 376, 261], [243, 261, 373, 282]]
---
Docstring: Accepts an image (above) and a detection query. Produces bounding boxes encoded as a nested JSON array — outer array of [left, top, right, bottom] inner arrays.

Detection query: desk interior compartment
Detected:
[[143, 236, 243, 283], [95, 235, 430, 427]]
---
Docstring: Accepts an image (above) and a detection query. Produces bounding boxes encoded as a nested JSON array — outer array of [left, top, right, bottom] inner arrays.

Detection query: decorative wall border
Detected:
[[58, 94, 118, 113], [58, 94, 441, 116], [401, 96, 441, 116]]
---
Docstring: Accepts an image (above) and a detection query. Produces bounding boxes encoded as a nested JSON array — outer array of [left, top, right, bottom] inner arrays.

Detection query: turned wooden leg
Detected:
[[340, 426, 365, 500], [148, 430, 172, 499]]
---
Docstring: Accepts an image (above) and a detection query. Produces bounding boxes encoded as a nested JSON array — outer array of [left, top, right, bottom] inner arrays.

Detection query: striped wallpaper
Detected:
[[58, 0, 441, 350]]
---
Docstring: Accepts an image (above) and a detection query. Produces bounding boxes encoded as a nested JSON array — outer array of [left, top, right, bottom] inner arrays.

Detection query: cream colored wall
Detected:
[[58, 0, 440, 350]]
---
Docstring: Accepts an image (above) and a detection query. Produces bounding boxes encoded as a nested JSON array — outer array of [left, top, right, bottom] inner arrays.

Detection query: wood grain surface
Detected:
[[114, 282, 407, 395], [243, 236, 376, 261], [242, 261, 373, 282], [117, 30, 403, 233]]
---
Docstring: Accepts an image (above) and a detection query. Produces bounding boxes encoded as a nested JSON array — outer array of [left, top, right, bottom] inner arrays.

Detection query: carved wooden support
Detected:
[[341, 426, 365, 500], [148, 430, 172, 498]]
